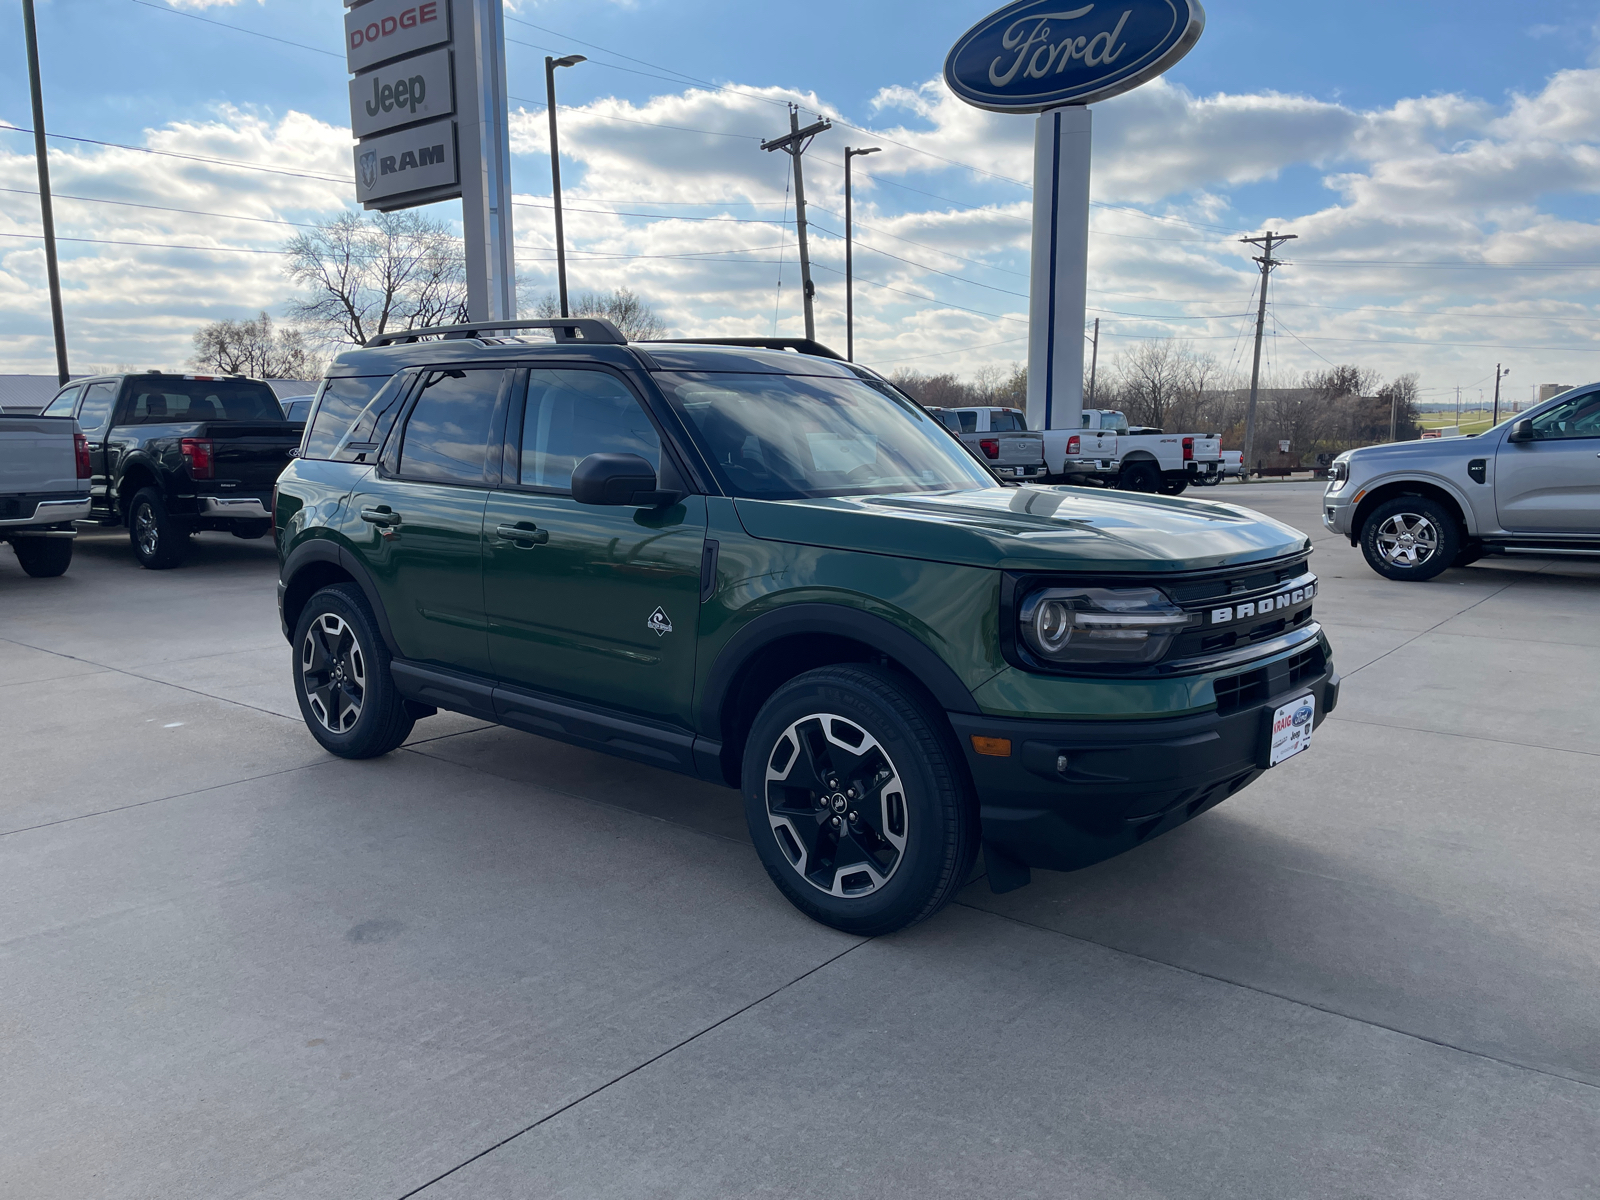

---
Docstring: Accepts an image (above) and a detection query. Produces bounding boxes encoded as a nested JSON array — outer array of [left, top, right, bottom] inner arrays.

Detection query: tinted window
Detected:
[[518, 370, 660, 490], [281, 399, 313, 422], [1528, 390, 1600, 440], [77, 383, 118, 435], [956, 410, 977, 434], [303, 376, 387, 459], [42, 387, 80, 417], [657, 372, 997, 500], [398, 369, 505, 485], [989, 410, 1027, 432], [124, 379, 281, 423]]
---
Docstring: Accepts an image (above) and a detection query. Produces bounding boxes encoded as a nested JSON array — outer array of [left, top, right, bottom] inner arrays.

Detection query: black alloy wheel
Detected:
[[128, 487, 189, 569], [743, 665, 979, 936], [1118, 461, 1162, 493], [292, 583, 415, 758], [11, 537, 73, 578], [1359, 495, 1461, 582]]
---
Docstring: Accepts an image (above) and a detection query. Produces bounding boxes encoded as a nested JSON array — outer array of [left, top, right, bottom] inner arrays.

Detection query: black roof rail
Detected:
[[644, 336, 845, 361], [366, 317, 627, 348]]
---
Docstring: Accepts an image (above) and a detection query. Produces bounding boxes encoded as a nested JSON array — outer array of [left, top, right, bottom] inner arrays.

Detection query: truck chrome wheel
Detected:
[[1374, 512, 1438, 567], [133, 501, 160, 558], [301, 613, 366, 733], [764, 713, 908, 898]]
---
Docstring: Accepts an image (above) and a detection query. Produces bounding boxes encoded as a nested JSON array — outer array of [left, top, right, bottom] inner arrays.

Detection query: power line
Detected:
[[0, 186, 319, 229], [0, 123, 355, 186], [127, 0, 342, 59]]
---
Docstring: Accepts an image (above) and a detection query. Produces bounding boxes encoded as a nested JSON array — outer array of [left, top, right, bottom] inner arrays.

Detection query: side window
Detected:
[[956, 410, 977, 434], [303, 376, 388, 460], [1529, 391, 1600, 440], [42, 387, 80, 417], [518, 369, 660, 490], [397, 369, 506, 485], [76, 382, 118, 435]]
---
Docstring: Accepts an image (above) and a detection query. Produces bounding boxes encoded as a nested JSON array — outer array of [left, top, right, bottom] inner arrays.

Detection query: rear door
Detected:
[[349, 367, 510, 674], [1495, 389, 1600, 532], [482, 366, 705, 727]]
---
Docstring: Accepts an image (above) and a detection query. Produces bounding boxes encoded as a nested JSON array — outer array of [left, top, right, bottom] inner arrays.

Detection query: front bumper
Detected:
[[1322, 488, 1356, 536], [949, 654, 1338, 882]]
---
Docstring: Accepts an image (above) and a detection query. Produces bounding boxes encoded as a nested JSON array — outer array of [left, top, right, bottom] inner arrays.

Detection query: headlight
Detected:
[[1018, 587, 1196, 665], [1327, 461, 1349, 485]]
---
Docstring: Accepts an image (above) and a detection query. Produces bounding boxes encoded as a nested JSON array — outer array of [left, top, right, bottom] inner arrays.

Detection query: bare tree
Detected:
[[1110, 340, 1220, 431], [283, 210, 468, 346], [528, 287, 667, 340], [190, 311, 324, 379]]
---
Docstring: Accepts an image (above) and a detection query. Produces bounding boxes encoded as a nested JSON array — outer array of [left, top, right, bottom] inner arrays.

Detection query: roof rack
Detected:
[[366, 317, 626, 348], [645, 337, 845, 361]]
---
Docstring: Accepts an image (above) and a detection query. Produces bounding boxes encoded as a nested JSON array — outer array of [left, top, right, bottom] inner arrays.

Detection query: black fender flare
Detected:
[[113, 453, 166, 511], [697, 603, 981, 736], [279, 537, 400, 654]]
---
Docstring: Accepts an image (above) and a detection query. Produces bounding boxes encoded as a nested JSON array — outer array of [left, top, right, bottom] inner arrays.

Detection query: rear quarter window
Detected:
[[302, 376, 396, 460]]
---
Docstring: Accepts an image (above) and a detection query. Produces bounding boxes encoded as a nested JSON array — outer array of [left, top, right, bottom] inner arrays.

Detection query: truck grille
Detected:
[[1213, 668, 1269, 714]]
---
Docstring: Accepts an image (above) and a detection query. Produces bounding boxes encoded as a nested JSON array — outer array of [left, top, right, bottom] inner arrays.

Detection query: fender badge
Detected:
[[646, 607, 673, 637]]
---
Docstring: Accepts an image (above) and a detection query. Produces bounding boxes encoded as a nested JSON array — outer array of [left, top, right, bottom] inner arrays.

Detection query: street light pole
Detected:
[[22, 0, 69, 386], [544, 54, 586, 319], [1491, 363, 1510, 426], [844, 146, 879, 362]]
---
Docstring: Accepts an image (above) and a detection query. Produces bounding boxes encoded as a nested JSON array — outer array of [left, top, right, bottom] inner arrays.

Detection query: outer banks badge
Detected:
[[647, 607, 673, 637]]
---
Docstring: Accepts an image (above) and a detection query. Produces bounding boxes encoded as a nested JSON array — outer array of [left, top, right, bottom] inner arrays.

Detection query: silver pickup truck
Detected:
[[1325, 385, 1600, 580], [1, 414, 91, 577], [927, 406, 1048, 480]]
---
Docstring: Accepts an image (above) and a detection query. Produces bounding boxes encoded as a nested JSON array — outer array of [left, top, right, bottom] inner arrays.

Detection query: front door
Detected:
[[348, 367, 510, 674], [1495, 389, 1600, 532], [74, 382, 120, 513], [483, 367, 705, 727]]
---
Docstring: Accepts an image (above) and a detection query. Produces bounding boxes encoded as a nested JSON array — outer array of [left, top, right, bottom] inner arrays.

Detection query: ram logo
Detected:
[[359, 150, 378, 190]]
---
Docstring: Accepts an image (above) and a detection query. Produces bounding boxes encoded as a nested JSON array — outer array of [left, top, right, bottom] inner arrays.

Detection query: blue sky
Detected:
[[5, 0, 1600, 404]]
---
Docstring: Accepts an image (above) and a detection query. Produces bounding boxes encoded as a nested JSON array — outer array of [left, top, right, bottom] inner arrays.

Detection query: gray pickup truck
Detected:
[[927, 406, 1048, 481], [1325, 385, 1600, 580], [0, 413, 91, 577]]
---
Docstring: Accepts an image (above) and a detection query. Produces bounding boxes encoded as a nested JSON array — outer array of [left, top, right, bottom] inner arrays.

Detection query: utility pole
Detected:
[[1455, 385, 1461, 429], [1240, 230, 1295, 478], [23, 0, 69, 386], [544, 54, 586, 318], [1491, 363, 1510, 426], [1086, 317, 1100, 407], [843, 145, 880, 361], [762, 105, 831, 342], [1389, 388, 1399, 442]]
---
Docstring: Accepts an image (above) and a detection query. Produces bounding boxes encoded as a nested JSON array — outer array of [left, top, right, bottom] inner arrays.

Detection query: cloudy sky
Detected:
[[3, 0, 1600, 407]]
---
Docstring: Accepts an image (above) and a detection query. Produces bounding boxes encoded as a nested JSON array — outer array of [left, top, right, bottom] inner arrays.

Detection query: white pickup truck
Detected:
[[1, 413, 91, 577], [1043, 409, 1223, 494]]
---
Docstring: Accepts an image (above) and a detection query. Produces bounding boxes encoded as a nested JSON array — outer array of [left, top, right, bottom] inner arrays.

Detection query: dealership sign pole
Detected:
[[944, 1, 1204, 435], [344, 0, 515, 321]]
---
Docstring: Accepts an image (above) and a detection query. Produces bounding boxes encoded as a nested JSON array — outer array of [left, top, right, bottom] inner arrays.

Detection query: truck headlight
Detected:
[[1018, 587, 1195, 665], [1327, 461, 1349, 486]]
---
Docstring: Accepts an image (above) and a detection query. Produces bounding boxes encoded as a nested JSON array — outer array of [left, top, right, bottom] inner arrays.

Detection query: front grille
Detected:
[[1287, 645, 1326, 689], [1214, 667, 1269, 714]]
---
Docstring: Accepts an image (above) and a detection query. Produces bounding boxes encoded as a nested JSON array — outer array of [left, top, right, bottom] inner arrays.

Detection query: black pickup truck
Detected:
[[40, 372, 302, 568]]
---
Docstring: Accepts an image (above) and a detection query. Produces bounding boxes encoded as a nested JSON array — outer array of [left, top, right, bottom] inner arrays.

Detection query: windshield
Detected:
[[656, 372, 998, 500]]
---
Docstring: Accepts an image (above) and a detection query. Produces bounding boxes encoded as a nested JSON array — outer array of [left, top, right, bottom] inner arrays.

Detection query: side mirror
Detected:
[[571, 453, 681, 507], [1508, 419, 1534, 443]]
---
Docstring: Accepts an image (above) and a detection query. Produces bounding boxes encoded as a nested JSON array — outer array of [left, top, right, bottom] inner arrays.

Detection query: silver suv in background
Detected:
[[1324, 386, 1600, 580]]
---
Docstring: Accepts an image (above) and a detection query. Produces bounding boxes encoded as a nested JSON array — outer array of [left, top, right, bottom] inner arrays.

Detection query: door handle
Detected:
[[496, 522, 549, 545], [360, 506, 401, 527]]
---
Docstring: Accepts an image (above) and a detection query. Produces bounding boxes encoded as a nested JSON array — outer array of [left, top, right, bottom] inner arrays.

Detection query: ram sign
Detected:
[[353, 117, 458, 205]]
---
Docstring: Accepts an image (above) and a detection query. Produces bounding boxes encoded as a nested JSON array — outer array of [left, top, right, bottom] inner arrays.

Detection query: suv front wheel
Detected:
[[292, 583, 415, 758], [742, 665, 979, 936], [1360, 495, 1461, 582]]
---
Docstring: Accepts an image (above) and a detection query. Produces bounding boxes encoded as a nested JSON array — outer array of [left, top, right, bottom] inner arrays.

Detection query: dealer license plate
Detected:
[[1268, 694, 1316, 766]]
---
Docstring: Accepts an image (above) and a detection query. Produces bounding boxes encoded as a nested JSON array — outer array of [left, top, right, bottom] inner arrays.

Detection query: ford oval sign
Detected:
[[944, 0, 1205, 112]]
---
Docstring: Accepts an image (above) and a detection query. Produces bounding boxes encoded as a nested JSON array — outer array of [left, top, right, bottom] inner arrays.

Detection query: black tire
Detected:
[[1453, 542, 1487, 568], [12, 537, 73, 578], [128, 487, 189, 569], [1160, 473, 1189, 495], [1118, 461, 1161, 493], [742, 665, 979, 936], [1359, 495, 1462, 582], [292, 583, 414, 758], [231, 520, 272, 540]]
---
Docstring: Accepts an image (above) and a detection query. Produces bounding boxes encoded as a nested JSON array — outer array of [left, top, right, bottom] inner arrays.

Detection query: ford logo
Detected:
[[1292, 705, 1313, 728], [944, 0, 1206, 113]]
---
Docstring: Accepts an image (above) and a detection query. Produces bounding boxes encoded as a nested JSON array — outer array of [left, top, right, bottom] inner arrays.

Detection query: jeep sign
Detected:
[[349, 46, 453, 138], [344, 0, 449, 74], [353, 116, 458, 205]]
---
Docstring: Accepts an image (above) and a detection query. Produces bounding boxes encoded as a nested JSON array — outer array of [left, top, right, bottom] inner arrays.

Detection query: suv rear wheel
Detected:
[[128, 487, 189, 569], [1360, 495, 1461, 582], [742, 665, 978, 936], [293, 583, 414, 758]]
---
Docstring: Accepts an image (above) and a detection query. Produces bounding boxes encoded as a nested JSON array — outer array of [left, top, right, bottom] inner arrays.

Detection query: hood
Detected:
[[1340, 434, 1485, 466], [734, 486, 1309, 573]]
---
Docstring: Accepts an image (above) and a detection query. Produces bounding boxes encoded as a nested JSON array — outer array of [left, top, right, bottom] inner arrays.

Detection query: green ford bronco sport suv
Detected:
[[275, 319, 1338, 935]]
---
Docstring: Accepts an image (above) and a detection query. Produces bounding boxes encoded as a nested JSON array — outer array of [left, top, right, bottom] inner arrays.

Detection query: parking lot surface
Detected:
[[3, 482, 1597, 1198]]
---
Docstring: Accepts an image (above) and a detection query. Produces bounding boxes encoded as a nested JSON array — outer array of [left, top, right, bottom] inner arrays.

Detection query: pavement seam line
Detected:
[[954, 901, 1600, 1094], [1325, 713, 1600, 759], [1338, 575, 1524, 680], [0, 635, 300, 724], [395, 938, 869, 1199]]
